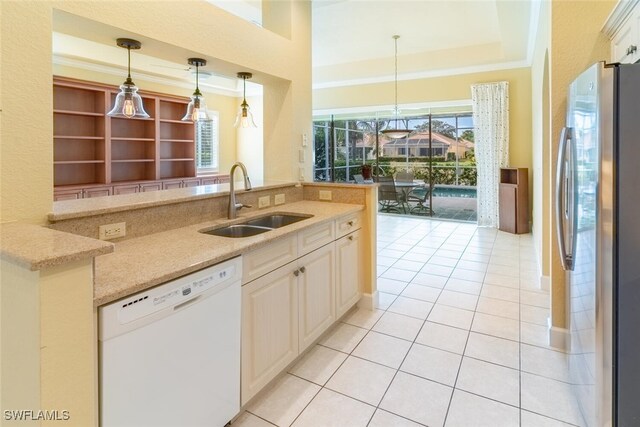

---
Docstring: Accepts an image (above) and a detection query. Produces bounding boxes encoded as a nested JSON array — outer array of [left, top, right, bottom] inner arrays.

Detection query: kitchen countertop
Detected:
[[0, 222, 114, 271], [94, 200, 363, 306]]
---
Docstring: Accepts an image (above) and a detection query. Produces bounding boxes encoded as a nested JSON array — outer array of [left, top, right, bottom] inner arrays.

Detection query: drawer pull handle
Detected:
[[348, 221, 354, 226], [627, 45, 637, 56], [348, 235, 354, 241], [293, 269, 299, 277], [299, 266, 306, 273]]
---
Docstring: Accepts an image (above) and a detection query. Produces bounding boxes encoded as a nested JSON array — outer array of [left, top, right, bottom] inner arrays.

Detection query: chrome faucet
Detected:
[[228, 162, 252, 219]]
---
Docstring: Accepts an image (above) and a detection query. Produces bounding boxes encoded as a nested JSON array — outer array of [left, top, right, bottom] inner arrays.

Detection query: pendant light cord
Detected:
[[393, 35, 400, 127]]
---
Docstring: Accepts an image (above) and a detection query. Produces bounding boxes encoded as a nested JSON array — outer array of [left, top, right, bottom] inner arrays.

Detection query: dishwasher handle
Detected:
[[173, 295, 202, 311]]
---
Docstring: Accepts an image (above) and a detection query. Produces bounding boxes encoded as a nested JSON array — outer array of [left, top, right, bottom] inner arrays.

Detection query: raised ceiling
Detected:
[[312, 0, 538, 88]]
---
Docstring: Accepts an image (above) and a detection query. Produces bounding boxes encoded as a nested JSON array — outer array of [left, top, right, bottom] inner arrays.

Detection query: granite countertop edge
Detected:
[[93, 201, 364, 306]]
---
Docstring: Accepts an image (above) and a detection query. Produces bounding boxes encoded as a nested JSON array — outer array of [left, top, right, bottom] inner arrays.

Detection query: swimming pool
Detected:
[[432, 186, 477, 198]]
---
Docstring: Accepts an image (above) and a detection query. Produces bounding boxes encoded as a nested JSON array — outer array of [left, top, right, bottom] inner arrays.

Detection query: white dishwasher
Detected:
[[99, 257, 241, 427]]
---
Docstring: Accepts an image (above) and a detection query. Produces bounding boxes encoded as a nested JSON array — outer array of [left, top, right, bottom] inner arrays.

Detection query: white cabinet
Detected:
[[241, 263, 299, 405], [335, 230, 362, 319], [605, 1, 640, 64], [240, 213, 361, 405], [297, 244, 336, 352]]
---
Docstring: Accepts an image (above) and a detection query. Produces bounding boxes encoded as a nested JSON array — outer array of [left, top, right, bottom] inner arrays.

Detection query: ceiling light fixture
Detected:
[[107, 38, 150, 119], [234, 72, 257, 128], [182, 58, 211, 122], [380, 35, 410, 139]]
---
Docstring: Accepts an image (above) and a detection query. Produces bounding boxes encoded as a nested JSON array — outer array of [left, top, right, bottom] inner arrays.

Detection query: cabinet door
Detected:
[[335, 230, 362, 318], [297, 244, 335, 352], [241, 264, 299, 405], [162, 180, 183, 190], [84, 186, 112, 198], [113, 183, 140, 195], [498, 184, 517, 234], [612, 8, 640, 64], [182, 178, 200, 187], [53, 188, 84, 201], [140, 182, 162, 192]]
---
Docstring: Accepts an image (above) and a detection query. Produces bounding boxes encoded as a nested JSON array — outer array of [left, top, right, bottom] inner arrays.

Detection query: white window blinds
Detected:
[[196, 111, 219, 172]]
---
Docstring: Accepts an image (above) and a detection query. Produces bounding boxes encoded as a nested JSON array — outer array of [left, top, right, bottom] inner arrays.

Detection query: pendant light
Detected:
[[107, 38, 150, 119], [182, 58, 211, 122], [234, 72, 257, 128], [380, 35, 410, 139]]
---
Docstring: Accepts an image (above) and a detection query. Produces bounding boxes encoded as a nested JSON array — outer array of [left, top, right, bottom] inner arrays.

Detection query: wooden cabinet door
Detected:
[[140, 182, 162, 192], [297, 243, 335, 352], [53, 188, 84, 201], [182, 178, 200, 187], [113, 183, 140, 195], [498, 184, 517, 234], [335, 230, 362, 318], [84, 186, 112, 198], [241, 264, 299, 405], [612, 8, 640, 64], [162, 180, 183, 190]]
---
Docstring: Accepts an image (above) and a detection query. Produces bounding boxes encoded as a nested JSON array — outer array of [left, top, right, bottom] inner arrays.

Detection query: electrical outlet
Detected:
[[319, 190, 332, 201], [258, 196, 270, 208], [99, 222, 126, 240], [274, 194, 285, 205]]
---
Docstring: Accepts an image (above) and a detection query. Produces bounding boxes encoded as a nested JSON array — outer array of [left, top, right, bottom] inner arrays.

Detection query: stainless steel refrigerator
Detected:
[[556, 61, 640, 427]]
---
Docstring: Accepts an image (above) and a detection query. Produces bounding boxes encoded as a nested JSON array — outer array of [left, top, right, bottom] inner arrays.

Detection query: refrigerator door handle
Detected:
[[555, 126, 574, 271]]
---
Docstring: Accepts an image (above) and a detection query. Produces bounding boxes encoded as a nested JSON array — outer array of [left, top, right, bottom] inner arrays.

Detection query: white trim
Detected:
[[548, 325, 570, 351], [313, 99, 472, 117], [540, 275, 550, 291], [357, 291, 378, 311], [526, 0, 542, 66], [602, 0, 640, 38], [313, 59, 531, 90]]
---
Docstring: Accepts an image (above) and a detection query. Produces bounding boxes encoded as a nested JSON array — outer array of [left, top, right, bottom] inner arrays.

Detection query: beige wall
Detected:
[[548, 0, 615, 329], [0, 0, 312, 225], [314, 67, 534, 213]]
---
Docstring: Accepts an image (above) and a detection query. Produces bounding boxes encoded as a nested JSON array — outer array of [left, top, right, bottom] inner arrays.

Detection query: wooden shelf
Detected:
[[54, 109, 103, 117], [112, 159, 155, 163], [54, 160, 105, 165], [54, 77, 196, 192], [111, 137, 156, 142], [159, 119, 192, 124], [54, 136, 104, 140], [110, 116, 155, 121]]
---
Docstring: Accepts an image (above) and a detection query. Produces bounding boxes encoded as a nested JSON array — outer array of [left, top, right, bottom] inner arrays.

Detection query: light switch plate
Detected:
[[258, 196, 270, 208]]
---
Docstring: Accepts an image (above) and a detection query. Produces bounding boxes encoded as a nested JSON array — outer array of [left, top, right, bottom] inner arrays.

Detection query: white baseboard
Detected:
[[540, 275, 550, 291], [358, 291, 378, 310], [548, 325, 570, 351]]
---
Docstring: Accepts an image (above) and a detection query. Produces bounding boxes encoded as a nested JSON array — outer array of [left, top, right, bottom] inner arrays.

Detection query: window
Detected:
[[196, 111, 219, 173]]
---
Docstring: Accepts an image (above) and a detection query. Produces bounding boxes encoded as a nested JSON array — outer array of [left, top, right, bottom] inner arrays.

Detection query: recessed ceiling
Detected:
[[312, 0, 537, 87]]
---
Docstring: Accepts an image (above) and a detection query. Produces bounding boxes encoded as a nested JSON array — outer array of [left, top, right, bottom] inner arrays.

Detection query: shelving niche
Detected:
[[53, 77, 206, 199]]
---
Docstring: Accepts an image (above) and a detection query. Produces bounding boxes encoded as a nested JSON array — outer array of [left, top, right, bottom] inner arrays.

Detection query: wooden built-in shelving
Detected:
[[53, 77, 203, 199]]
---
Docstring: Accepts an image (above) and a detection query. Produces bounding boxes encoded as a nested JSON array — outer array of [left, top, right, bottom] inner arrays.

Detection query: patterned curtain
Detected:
[[471, 82, 509, 227]]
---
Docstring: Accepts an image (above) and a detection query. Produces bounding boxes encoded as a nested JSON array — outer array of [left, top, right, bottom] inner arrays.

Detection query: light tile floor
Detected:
[[233, 216, 582, 427]]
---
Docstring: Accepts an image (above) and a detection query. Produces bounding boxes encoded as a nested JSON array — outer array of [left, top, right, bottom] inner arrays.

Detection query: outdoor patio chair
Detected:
[[375, 175, 408, 213], [395, 171, 414, 182], [408, 184, 433, 215]]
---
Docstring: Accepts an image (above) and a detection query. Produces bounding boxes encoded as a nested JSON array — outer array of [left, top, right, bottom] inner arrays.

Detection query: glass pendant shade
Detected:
[[182, 93, 210, 122], [234, 100, 257, 128], [381, 35, 409, 139], [234, 72, 257, 128], [182, 58, 210, 122], [108, 39, 150, 119]]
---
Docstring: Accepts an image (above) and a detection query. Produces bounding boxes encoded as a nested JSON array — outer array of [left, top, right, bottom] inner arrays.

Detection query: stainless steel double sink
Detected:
[[199, 213, 312, 238]]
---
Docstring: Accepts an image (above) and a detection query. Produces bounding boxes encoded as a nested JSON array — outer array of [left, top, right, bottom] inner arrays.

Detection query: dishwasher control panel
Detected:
[[99, 257, 241, 338]]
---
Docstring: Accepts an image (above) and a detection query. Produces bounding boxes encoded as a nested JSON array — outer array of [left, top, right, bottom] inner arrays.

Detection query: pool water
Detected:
[[432, 187, 477, 198]]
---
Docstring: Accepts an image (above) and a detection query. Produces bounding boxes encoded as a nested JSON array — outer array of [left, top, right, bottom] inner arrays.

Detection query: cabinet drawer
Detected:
[[243, 235, 298, 283], [336, 212, 361, 238], [298, 221, 335, 256]]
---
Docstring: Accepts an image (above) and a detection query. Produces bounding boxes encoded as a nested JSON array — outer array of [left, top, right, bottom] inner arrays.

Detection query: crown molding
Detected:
[[312, 59, 531, 90], [602, 0, 640, 38]]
